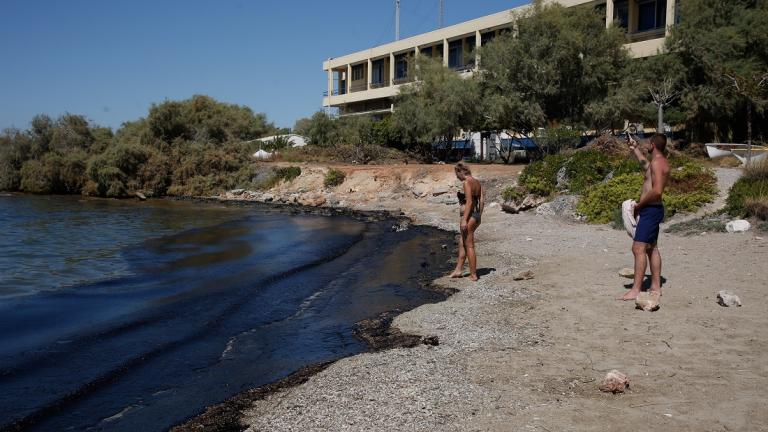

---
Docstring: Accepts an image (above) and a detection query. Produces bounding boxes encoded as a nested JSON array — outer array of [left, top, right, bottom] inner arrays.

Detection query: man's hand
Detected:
[[632, 202, 640, 218]]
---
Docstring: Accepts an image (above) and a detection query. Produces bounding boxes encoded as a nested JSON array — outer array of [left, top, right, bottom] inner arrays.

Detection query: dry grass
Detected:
[[744, 158, 768, 180], [744, 196, 768, 220]]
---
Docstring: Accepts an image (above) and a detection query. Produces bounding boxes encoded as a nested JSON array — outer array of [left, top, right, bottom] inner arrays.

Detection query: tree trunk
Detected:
[[747, 102, 753, 165], [657, 104, 664, 135]]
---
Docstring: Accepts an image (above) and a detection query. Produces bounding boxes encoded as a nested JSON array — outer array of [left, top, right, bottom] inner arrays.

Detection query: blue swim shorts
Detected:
[[634, 204, 664, 244]]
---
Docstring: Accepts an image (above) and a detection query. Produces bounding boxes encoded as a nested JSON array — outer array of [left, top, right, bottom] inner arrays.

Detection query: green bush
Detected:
[[565, 150, 613, 193], [501, 185, 526, 202], [324, 168, 346, 188], [519, 154, 566, 196], [726, 177, 768, 218], [274, 166, 301, 182], [577, 173, 643, 223]]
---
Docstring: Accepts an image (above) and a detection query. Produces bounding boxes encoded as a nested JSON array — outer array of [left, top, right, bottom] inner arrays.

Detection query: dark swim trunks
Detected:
[[634, 203, 664, 244]]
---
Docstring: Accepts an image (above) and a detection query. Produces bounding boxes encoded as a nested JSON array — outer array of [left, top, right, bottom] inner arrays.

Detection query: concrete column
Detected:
[[367, 58, 373, 90], [347, 64, 352, 93], [475, 30, 481, 69], [442, 38, 449, 67], [665, 0, 676, 36], [605, 0, 614, 28], [327, 67, 333, 103], [627, 0, 637, 33], [389, 53, 395, 84]]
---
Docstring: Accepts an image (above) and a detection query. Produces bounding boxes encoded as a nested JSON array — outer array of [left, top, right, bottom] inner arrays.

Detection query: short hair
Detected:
[[455, 161, 472, 175], [650, 133, 667, 152]]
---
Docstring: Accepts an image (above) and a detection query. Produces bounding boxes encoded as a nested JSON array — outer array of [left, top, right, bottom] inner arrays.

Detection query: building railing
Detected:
[[349, 82, 368, 93], [369, 79, 390, 89], [627, 27, 665, 43], [322, 88, 347, 97], [393, 76, 414, 85]]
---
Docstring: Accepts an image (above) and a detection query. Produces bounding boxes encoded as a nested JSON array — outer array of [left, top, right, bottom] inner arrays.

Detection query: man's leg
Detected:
[[450, 228, 466, 278], [619, 241, 648, 300], [647, 243, 662, 295]]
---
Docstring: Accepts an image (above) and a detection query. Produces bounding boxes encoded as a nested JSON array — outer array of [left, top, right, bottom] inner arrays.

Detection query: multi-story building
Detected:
[[322, 0, 676, 117]]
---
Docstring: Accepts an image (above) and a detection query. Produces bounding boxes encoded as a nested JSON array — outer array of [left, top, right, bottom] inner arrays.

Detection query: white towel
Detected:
[[622, 199, 638, 239]]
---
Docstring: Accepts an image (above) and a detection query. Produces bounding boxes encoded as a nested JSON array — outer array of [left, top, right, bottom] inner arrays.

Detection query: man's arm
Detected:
[[628, 137, 649, 170], [635, 159, 665, 209]]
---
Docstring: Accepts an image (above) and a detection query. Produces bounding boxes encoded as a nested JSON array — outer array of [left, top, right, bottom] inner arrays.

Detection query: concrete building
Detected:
[[322, 0, 676, 117]]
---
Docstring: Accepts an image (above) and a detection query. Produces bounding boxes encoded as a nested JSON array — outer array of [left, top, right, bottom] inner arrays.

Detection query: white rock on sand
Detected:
[[598, 370, 630, 393], [726, 219, 751, 233], [618, 268, 634, 278], [635, 291, 660, 312], [717, 290, 742, 307]]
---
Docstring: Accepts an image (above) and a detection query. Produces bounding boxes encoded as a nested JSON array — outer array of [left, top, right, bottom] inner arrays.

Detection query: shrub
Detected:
[[743, 196, 768, 220], [501, 185, 526, 202], [565, 150, 613, 193], [518, 154, 566, 196], [726, 177, 768, 218], [744, 158, 768, 180], [274, 166, 301, 182], [577, 173, 643, 223], [324, 168, 346, 188]]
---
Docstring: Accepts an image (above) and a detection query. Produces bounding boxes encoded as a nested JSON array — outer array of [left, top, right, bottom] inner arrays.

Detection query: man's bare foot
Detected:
[[617, 290, 640, 301], [449, 271, 463, 278], [469, 275, 479, 281], [649, 288, 662, 297]]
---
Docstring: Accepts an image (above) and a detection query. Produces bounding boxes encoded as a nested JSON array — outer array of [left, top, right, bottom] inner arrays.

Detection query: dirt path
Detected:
[[227, 163, 768, 432]]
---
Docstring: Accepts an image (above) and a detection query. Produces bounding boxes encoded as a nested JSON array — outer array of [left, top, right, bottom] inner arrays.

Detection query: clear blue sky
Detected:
[[1, 0, 525, 131]]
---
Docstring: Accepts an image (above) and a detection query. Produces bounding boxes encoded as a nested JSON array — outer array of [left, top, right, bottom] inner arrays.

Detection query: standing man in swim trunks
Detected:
[[619, 133, 670, 301], [450, 162, 484, 281]]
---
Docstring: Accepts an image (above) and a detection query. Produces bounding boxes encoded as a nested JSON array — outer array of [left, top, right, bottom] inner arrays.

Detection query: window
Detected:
[[448, 39, 463, 68], [481, 31, 495, 46], [395, 53, 408, 79], [420, 46, 433, 57], [614, 0, 628, 28], [352, 64, 364, 81], [637, 0, 666, 31], [371, 59, 384, 84]]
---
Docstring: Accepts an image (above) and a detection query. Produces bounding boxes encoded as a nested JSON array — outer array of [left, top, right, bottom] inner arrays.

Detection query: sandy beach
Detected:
[[187, 163, 768, 431]]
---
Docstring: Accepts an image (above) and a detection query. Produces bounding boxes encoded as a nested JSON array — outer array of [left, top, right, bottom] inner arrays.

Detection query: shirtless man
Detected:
[[449, 162, 484, 281], [619, 133, 670, 301]]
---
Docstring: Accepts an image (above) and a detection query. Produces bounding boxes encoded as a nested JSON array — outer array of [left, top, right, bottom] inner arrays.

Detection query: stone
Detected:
[[618, 268, 634, 278], [556, 166, 569, 189], [635, 291, 660, 312], [488, 202, 500, 209], [501, 194, 547, 214], [135, 192, 147, 201], [262, 194, 274, 203], [411, 183, 430, 198], [432, 185, 450, 196], [229, 188, 245, 196], [717, 290, 742, 307], [726, 219, 751, 233], [599, 370, 630, 393], [535, 195, 579, 219], [513, 270, 534, 281]]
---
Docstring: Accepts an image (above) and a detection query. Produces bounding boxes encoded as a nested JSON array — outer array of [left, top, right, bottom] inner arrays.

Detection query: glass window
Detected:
[[614, 0, 629, 28], [448, 39, 462, 68], [481, 31, 495, 45], [372, 59, 384, 84], [352, 64, 364, 81], [395, 54, 408, 79], [637, 0, 666, 31]]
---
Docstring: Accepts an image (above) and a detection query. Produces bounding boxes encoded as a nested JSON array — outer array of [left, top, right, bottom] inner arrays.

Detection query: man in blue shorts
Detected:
[[618, 133, 670, 301]]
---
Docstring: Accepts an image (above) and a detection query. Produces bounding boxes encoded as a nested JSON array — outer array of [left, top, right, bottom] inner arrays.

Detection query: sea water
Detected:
[[0, 195, 452, 431]]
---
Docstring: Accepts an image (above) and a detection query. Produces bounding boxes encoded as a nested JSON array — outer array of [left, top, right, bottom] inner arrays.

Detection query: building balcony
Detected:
[[369, 79, 391, 89]]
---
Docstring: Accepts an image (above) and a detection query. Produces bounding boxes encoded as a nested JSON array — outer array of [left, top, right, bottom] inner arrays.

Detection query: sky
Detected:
[[0, 0, 527, 131]]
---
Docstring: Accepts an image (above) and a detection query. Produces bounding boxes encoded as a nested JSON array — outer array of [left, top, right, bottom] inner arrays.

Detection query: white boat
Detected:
[[730, 147, 768, 164], [705, 143, 750, 159]]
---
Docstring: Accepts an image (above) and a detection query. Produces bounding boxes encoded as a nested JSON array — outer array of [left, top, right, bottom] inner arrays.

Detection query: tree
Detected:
[[391, 57, 479, 160], [665, 0, 768, 143]]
